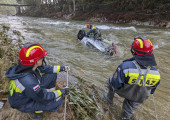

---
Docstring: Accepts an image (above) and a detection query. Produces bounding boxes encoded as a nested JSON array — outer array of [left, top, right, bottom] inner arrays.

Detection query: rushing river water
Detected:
[[0, 16, 170, 120]]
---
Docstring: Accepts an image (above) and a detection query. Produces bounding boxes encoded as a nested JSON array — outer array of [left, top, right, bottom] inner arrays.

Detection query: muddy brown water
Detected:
[[0, 16, 170, 120]]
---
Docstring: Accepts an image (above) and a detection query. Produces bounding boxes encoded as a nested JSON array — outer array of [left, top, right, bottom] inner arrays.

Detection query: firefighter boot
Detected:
[[28, 111, 43, 119], [103, 90, 114, 104]]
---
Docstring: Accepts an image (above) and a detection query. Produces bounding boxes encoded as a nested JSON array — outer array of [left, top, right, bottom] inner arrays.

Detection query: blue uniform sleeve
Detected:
[[37, 65, 65, 74], [87, 29, 93, 36], [21, 74, 64, 104], [110, 63, 126, 89]]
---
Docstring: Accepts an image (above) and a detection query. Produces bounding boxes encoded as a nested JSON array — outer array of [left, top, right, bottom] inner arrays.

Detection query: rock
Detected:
[[159, 22, 167, 27], [0, 101, 4, 109], [166, 22, 170, 28], [56, 12, 62, 18], [63, 14, 73, 20]]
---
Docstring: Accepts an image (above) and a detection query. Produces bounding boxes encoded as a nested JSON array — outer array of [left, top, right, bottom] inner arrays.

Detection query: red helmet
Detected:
[[19, 43, 48, 66], [87, 24, 90, 28], [130, 37, 153, 56]]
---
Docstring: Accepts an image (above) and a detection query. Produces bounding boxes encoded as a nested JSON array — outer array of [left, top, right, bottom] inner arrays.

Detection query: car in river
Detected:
[[77, 29, 118, 56]]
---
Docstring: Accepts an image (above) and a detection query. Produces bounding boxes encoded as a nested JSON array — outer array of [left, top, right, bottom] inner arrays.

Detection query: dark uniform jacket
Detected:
[[110, 57, 160, 103], [5, 64, 65, 111], [87, 25, 101, 40]]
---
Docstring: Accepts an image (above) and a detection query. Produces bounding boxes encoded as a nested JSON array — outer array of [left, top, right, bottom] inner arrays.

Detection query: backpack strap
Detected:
[[132, 60, 151, 86], [143, 66, 151, 86]]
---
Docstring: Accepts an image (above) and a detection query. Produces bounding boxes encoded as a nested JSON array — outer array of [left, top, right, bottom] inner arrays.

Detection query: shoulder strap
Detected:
[[143, 66, 151, 86], [132, 60, 151, 86]]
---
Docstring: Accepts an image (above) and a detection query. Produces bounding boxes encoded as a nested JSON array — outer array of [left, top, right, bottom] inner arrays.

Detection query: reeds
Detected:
[[68, 76, 111, 120]]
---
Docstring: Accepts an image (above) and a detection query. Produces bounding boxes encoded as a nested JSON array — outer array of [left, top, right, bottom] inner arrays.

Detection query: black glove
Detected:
[[63, 87, 69, 95]]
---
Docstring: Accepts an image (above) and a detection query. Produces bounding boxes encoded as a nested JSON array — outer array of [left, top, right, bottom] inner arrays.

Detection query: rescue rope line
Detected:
[[64, 69, 69, 120], [152, 94, 158, 120]]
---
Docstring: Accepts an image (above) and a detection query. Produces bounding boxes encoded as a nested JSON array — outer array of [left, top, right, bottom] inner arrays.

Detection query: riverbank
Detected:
[[20, 4, 170, 28]]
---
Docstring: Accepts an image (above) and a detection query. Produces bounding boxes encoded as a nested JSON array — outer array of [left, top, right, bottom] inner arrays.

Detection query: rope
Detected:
[[152, 94, 158, 120], [64, 69, 69, 120]]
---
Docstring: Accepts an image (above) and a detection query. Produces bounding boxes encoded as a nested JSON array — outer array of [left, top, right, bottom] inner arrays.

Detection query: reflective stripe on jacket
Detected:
[[110, 57, 160, 95], [9, 79, 25, 96], [123, 61, 160, 87], [115, 60, 160, 103]]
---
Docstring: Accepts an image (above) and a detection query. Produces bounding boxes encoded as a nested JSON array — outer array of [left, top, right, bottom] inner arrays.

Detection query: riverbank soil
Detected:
[[21, 4, 170, 28], [0, 101, 74, 120], [74, 10, 170, 27]]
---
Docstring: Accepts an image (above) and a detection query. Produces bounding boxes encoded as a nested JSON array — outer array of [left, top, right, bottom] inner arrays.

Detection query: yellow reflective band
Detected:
[[56, 66, 60, 73], [47, 90, 55, 92], [9, 81, 14, 96], [148, 39, 153, 46], [57, 90, 62, 99], [125, 73, 160, 87], [26, 46, 44, 57], [136, 39, 143, 48], [35, 111, 43, 113], [38, 70, 43, 77], [9, 80, 22, 96]]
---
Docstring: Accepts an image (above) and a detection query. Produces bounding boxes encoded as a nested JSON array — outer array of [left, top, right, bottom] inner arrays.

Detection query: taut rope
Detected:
[[152, 94, 158, 120], [64, 69, 69, 120]]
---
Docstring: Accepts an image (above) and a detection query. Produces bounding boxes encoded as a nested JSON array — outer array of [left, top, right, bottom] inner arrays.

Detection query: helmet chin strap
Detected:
[[131, 48, 136, 56], [42, 57, 47, 65]]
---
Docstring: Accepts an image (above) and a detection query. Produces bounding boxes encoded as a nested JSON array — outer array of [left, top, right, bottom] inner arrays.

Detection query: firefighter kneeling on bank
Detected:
[[6, 43, 70, 119], [104, 36, 160, 120]]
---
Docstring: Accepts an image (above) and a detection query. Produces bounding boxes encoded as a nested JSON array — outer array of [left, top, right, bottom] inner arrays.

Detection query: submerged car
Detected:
[[77, 29, 118, 56]]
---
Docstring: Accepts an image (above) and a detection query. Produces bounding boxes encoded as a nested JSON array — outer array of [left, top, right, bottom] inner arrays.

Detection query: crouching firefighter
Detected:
[[5, 43, 70, 119], [103, 37, 160, 120]]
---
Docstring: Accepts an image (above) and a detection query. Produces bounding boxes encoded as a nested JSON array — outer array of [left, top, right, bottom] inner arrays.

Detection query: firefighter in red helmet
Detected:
[[86, 24, 102, 40], [19, 43, 48, 66], [6, 43, 70, 119], [104, 37, 160, 119]]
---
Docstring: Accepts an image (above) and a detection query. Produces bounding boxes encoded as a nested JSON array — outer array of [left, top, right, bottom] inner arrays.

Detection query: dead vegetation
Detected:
[[0, 25, 23, 93]]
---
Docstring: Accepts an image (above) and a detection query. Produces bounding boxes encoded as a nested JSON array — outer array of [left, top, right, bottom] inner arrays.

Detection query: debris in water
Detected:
[[0, 101, 4, 109]]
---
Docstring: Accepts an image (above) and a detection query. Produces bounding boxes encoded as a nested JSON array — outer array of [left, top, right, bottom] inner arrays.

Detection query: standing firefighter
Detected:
[[104, 37, 160, 119], [86, 24, 102, 40], [5, 43, 69, 119]]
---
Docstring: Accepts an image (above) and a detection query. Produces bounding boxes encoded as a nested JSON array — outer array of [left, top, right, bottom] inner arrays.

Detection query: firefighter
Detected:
[[86, 24, 102, 40], [103, 37, 160, 119], [6, 43, 70, 119]]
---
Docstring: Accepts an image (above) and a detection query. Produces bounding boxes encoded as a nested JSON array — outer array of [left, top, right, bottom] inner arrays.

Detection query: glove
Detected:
[[63, 87, 69, 95], [64, 66, 70, 72]]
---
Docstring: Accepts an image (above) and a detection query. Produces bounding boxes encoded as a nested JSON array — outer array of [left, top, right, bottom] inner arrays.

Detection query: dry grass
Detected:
[[0, 25, 23, 93]]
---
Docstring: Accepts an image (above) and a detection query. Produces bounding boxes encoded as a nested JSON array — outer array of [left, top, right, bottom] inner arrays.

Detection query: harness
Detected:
[[132, 60, 151, 86], [116, 60, 154, 103]]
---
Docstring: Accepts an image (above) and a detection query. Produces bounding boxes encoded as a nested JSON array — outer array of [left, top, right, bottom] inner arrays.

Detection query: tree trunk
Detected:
[[72, 0, 75, 16]]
